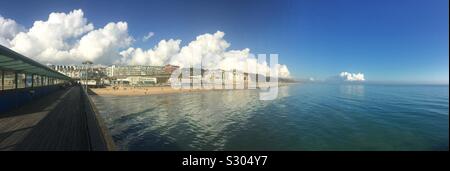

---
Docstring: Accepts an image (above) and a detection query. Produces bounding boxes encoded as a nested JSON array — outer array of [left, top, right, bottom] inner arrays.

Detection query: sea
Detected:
[[91, 83, 449, 151]]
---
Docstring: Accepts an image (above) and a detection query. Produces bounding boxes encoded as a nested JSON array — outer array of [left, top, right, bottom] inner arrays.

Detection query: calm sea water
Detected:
[[91, 84, 449, 151]]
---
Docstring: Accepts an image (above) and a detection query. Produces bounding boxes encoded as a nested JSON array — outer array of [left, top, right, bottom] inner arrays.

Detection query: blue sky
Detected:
[[0, 0, 448, 84]]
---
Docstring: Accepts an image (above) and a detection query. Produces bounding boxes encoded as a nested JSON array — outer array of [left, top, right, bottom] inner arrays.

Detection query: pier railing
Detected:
[[80, 86, 116, 151]]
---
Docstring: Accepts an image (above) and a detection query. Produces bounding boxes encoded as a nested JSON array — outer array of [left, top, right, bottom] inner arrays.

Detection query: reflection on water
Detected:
[[92, 84, 449, 151], [93, 89, 281, 150], [340, 84, 365, 97]]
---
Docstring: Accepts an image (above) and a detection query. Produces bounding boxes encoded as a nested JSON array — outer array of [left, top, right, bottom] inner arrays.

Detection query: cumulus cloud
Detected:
[[10, 9, 94, 62], [71, 22, 133, 63], [0, 9, 291, 77], [142, 32, 154, 41], [0, 15, 25, 47], [339, 72, 365, 81], [1, 9, 132, 64], [277, 64, 290, 78], [119, 39, 181, 65], [120, 31, 291, 78]]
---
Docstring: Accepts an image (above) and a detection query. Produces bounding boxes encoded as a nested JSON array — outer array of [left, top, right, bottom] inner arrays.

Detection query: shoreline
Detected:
[[89, 86, 205, 96], [89, 83, 296, 96]]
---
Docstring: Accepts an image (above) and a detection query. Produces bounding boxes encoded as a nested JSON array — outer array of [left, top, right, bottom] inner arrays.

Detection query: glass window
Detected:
[[34, 75, 41, 87], [3, 71, 16, 90], [42, 76, 46, 86], [0, 70, 3, 90], [26, 74, 33, 87], [17, 73, 26, 89]]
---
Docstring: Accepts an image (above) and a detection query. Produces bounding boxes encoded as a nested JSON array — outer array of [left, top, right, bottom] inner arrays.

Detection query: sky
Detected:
[[0, 0, 448, 84]]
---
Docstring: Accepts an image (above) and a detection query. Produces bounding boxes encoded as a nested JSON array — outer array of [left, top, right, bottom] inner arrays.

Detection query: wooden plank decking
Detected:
[[0, 86, 113, 151]]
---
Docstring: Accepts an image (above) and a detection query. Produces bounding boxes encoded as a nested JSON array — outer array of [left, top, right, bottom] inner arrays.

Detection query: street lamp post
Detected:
[[82, 61, 93, 93]]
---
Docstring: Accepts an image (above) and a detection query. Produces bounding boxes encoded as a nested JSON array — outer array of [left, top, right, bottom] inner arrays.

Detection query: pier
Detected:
[[0, 45, 115, 151]]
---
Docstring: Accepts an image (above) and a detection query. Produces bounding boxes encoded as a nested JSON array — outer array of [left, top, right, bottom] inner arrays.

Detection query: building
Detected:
[[106, 65, 173, 85], [111, 76, 157, 86], [48, 65, 84, 79], [48, 64, 108, 87], [46, 63, 268, 88]]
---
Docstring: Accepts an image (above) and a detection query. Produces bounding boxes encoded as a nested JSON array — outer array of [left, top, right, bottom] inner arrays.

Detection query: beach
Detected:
[[89, 83, 295, 96], [89, 86, 205, 96]]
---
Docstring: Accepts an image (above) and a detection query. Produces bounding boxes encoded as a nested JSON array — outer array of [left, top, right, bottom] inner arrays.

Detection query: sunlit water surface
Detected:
[[91, 84, 449, 150]]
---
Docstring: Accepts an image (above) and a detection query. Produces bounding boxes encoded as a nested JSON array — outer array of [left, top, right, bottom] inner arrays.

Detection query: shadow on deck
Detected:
[[0, 86, 115, 151]]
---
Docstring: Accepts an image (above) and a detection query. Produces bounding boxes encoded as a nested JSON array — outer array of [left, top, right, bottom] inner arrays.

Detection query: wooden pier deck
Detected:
[[0, 86, 114, 151]]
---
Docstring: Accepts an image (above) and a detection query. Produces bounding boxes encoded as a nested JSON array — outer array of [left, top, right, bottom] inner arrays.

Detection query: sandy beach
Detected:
[[89, 86, 205, 96], [89, 82, 295, 96]]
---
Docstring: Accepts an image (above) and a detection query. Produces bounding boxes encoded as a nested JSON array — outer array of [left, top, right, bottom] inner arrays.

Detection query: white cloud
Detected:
[[142, 32, 154, 41], [0, 10, 291, 77], [120, 31, 291, 78], [10, 9, 94, 61], [71, 22, 133, 63], [170, 31, 230, 69], [278, 64, 290, 78], [119, 39, 181, 65], [0, 15, 25, 47], [339, 72, 365, 81], [1, 9, 133, 64]]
